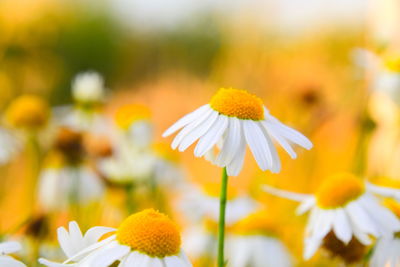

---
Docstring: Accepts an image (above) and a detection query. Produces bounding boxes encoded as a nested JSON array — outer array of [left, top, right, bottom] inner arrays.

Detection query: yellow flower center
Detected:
[[316, 173, 365, 209], [384, 55, 400, 72], [6, 95, 49, 129], [116, 209, 181, 258], [210, 88, 264, 120], [114, 104, 151, 130], [232, 210, 279, 237]]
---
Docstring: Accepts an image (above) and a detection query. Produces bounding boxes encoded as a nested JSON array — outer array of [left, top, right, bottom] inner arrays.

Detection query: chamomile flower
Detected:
[[369, 199, 400, 267], [40, 209, 192, 267], [263, 173, 400, 260], [227, 210, 293, 267], [38, 152, 104, 212], [72, 71, 105, 104], [5, 95, 49, 131], [0, 241, 26, 267], [163, 88, 312, 176]]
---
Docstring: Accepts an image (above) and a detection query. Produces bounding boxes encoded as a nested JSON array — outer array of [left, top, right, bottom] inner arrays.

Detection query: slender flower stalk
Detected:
[[217, 167, 228, 267]]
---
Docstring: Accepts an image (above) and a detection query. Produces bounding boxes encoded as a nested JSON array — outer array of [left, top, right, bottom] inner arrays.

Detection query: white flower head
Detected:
[[40, 209, 192, 267], [263, 173, 400, 260], [38, 165, 104, 212], [0, 241, 26, 267], [163, 88, 312, 176], [72, 71, 105, 103]]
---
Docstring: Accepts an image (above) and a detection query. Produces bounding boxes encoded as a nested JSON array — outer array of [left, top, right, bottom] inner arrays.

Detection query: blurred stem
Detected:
[[217, 167, 228, 267], [124, 183, 135, 214], [28, 132, 41, 208]]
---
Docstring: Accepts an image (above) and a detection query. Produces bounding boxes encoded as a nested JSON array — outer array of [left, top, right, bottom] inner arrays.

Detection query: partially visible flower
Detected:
[[370, 199, 400, 267], [114, 104, 153, 149], [40, 209, 192, 267], [263, 173, 400, 261], [0, 127, 20, 165], [0, 241, 26, 266], [72, 71, 105, 104], [179, 183, 258, 226], [227, 210, 293, 267], [5, 95, 49, 130], [38, 151, 104, 212], [163, 88, 312, 176]]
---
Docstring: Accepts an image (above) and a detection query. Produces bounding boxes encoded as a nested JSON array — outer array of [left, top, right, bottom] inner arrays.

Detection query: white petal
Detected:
[[83, 227, 115, 247], [164, 256, 189, 267], [0, 241, 21, 254], [266, 114, 312, 149], [57, 226, 74, 258], [38, 258, 72, 267], [345, 201, 380, 237], [262, 121, 297, 159], [303, 237, 322, 260], [91, 245, 130, 267], [367, 182, 400, 201], [243, 120, 273, 171], [0, 256, 26, 267], [296, 197, 316, 215], [332, 208, 352, 244], [147, 257, 164, 267], [263, 185, 312, 202], [171, 108, 216, 150], [162, 104, 210, 137], [215, 117, 241, 166], [226, 124, 246, 176], [194, 115, 228, 157], [312, 209, 334, 239]]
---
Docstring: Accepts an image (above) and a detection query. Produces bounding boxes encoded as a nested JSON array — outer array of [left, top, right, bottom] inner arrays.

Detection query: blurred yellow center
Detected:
[[232, 211, 279, 237], [316, 173, 365, 209], [116, 209, 181, 258], [384, 55, 400, 72], [114, 104, 151, 130], [210, 88, 264, 120], [6, 95, 49, 129]]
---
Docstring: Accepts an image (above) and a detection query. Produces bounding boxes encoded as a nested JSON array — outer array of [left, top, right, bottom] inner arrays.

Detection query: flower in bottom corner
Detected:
[[263, 173, 400, 262], [0, 241, 26, 266], [39, 209, 192, 267], [227, 210, 293, 267]]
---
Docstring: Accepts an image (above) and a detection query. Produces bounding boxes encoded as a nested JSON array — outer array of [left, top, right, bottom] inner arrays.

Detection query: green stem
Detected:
[[217, 167, 228, 267]]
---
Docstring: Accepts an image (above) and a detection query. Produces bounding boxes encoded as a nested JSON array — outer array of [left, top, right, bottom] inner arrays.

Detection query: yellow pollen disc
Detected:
[[114, 104, 151, 130], [316, 173, 365, 209], [116, 209, 181, 258], [210, 88, 264, 120], [6, 95, 49, 129], [232, 210, 279, 237]]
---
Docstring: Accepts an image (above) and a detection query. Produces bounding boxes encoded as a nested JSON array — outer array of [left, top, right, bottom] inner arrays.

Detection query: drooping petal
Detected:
[[215, 117, 241, 167], [194, 115, 228, 157], [262, 121, 297, 159], [162, 104, 210, 137], [332, 208, 352, 244]]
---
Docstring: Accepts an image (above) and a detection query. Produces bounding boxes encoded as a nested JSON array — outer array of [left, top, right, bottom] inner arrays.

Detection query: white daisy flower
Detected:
[[163, 88, 312, 176], [40, 209, 192, 267], [227, 210, 293, 267], [0, 241, 26, 267], [263, 173, 400, 260], [38, 164, 104, 212], [72, 71, 105, 104]]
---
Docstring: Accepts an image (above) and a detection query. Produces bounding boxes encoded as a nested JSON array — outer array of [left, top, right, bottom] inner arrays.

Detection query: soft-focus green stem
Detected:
[[217, 167, 228, 267]]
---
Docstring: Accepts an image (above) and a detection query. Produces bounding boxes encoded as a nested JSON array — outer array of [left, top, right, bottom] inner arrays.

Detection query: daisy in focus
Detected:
[[227, 210, 293, 267], [39, 209, 192, 267], [163, 88, 312, 176], [0, 241, 26, 266], [263, 173, 400, 261]]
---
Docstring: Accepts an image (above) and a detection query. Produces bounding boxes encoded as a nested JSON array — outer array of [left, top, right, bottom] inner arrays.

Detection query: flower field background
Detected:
[[1, 0, 400, 266]]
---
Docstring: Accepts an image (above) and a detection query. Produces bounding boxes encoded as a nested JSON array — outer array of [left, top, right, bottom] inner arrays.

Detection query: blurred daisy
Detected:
[[72, 71, 105, 104], [179, 183, 258, 225], [370, 199, 400, 267], [227, 210, 293, 267], [163, 88, 312, 176], [0, 241, 26, 266], [263, 173, 400, 260], [38, 151, 104, 212], [5, 94, 49, 131], [40, 209, 192, 267]]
